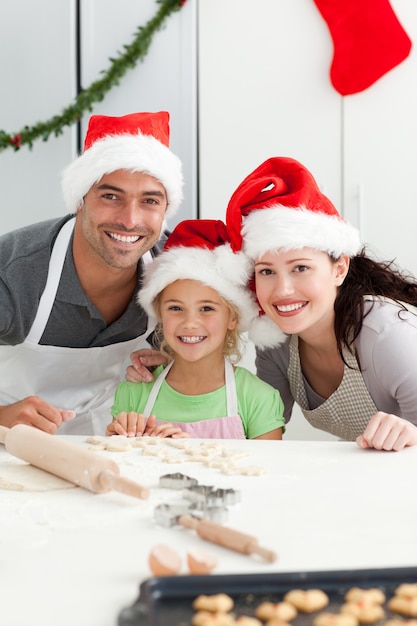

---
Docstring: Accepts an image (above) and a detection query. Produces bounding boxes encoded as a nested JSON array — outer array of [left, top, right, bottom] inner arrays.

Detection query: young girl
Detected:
[[106, 219, 285, 439], [225, 156, 417, 451]]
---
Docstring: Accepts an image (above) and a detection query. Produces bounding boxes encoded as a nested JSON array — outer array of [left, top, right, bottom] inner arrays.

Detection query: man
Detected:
[[0, 111, 183, 434]]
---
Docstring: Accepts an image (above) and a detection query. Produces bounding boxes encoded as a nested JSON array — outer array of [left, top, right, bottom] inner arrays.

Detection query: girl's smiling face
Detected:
[[158, 279, 237, 363], [254, 247, 349, 339]]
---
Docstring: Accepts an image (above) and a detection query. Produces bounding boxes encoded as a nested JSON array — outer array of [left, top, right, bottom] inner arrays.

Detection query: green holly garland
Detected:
[[0, 0, 187, 152]]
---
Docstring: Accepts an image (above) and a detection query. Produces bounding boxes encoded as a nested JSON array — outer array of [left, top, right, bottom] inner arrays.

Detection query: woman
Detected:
[[225, 156, 417, 451]]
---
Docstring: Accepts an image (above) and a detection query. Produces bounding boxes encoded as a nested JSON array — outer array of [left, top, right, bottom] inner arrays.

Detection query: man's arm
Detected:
[[125, 349, 168, 383], [0, 398, 75, 434]]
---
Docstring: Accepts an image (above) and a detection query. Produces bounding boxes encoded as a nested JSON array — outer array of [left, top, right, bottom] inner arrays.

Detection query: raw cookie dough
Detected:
[[0, 463, 76, 491]]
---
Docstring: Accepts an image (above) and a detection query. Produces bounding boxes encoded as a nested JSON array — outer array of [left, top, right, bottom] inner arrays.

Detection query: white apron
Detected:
[[142, 358, 246, 439], [0, 218, 156, 435]]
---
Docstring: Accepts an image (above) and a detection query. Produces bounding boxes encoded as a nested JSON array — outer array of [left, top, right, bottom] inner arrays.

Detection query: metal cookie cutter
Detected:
[[158, 472, 198, 490], [209, 487, 241, 506], [154, 503, 192, 527], [182, 484, 213, 504], [154, 502, 228, 524], [187, 501, 228, 523], [183, 484, 241, 507]]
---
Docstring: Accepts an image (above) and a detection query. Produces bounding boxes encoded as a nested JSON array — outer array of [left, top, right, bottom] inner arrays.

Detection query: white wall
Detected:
[[0, 0, 197, 235], [198, 0, 417, 275], [198, 0, 342, 220], [0, 0, 75, 233]]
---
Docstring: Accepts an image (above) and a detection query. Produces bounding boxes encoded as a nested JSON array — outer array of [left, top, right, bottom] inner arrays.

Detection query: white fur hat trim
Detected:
[[243, 205, 361, 259], [61, 132, 183, 217], [138, 244, 258, 333]]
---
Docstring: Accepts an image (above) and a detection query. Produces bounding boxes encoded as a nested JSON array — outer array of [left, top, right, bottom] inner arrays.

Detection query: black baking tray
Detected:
[[118, 566, 417, 626]]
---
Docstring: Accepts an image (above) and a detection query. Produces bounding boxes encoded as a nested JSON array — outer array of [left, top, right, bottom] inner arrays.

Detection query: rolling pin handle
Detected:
[[250, 543, 277, 563], [98, 470, 150, 500], [178, 514, 277, 563], [0, 426, 9, 444]]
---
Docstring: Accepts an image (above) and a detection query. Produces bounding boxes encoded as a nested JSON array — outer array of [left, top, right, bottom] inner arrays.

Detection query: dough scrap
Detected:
[[0, 464, 76, 491], [86, 435, 106, 445], [104, 436, 133, 452]]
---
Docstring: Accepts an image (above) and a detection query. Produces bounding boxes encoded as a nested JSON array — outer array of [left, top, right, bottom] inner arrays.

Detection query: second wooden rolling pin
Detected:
[[0, 424, 149, 499]]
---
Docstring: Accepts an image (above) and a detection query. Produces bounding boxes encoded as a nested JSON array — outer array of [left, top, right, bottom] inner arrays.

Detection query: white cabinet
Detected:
[[0, 0, 197, 234], [80, 0, 197, 229], [0, 0, 75, 233], [198, 0, 342, 220], [198, 0, 417, 275], [343, 0, 417, 276]]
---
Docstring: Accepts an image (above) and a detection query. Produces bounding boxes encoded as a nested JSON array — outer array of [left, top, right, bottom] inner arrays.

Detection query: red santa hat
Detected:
[[225, 156, 361, 349], [61, 111, 183, 217], [138, 219, 258, 333]]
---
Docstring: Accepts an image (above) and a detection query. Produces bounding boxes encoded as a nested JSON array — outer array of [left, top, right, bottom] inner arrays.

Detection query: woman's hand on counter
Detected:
[[356, 411, 417, 451]]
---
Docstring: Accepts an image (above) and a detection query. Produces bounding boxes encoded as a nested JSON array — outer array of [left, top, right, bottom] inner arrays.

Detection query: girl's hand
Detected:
[[356, 411, 417, 451], [125, 349, 168, 383], [105, 411, 148, 437], [144, 414, 190, 439]]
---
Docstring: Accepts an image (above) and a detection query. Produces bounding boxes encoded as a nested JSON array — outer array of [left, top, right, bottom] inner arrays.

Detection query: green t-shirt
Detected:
[[111, 365, 285, 439]]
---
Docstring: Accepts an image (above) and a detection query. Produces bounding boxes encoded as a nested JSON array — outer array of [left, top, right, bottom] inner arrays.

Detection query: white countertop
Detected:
[[1, 437, 416, 626]]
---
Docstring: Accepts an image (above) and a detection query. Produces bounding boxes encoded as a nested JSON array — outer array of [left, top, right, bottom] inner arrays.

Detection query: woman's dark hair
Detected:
[[334, 247, 417, 358]]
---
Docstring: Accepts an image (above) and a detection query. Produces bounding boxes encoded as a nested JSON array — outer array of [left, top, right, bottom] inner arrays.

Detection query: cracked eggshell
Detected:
[[187, 547, 218, 574], [148, 544, 182, 576]]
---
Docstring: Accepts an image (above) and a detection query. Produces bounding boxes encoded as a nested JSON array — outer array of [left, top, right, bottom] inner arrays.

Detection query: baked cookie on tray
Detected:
[[284, 589, 329, 613]]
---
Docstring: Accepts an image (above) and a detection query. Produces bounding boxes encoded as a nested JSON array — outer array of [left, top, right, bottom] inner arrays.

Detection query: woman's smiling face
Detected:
[[254, 247, 349, 338]]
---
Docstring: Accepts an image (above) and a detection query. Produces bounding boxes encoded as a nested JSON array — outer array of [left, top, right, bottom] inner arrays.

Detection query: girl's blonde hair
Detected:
[[152, 287, 244, 365]]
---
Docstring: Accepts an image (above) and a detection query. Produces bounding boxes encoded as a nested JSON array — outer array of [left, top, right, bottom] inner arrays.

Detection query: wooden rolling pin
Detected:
[[0, 424, 149, 499], [178, 514, 277, 563]]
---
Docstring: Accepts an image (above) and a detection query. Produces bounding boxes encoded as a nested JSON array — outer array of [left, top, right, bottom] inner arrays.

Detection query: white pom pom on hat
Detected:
[[61, 111, 183, 217]]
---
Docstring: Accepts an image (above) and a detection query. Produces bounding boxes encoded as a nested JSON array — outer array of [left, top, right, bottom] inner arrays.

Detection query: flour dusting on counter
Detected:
[[0, 437, 268, 552]]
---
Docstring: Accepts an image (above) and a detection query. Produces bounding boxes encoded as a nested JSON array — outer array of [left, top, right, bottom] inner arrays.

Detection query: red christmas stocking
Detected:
[[312, 0, 412, 95]]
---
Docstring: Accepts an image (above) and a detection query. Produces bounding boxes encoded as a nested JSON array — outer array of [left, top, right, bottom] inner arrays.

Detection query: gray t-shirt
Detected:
[[256, 299, 417, 426], [0, 215, 166, 348]]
